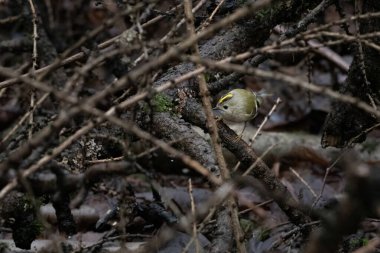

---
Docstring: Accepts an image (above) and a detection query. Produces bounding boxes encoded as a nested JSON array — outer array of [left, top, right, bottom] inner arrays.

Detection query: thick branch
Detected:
[[181, 98, 310, 225]]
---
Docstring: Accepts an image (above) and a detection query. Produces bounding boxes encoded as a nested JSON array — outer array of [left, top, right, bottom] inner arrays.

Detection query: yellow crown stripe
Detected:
[[218, 92, 233, 104]]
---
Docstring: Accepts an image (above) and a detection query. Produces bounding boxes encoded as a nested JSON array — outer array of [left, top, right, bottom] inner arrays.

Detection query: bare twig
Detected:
[[249, 97, 282, 145], [307, 39, 349, 71], [27, 0, 38, 140], [274, 25, 349, 71], [241, 143, 278, 176], [182, 179, 200, 253], [183, 1, 245, 251], [0, 3, 144, 89], [185, 56, 380, 119], [0, 0, 273, 182], [312, 122, 380, 207], [289, 167, 317, 198], [27, 0, 38, 70], [0, 14, 22, 25], [197, 0, 225, 31], [134, 0, 207, 65]]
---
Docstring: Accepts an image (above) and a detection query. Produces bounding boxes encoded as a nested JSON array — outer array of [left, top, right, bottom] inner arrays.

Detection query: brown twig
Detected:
[[289, 167, 317, 198], [185, 56, 380, 119], [0, 3, 145, 89], [185, 178, 200, 253], [184, 0, 245, 251], [0, 0, 273, 189]]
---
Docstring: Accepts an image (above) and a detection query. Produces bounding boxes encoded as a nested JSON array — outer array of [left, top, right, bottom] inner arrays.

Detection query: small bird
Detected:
[[213, 88, 270, 136]]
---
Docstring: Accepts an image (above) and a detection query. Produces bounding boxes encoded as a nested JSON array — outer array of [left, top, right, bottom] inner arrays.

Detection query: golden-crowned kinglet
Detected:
[[213, 88, 267, 122]]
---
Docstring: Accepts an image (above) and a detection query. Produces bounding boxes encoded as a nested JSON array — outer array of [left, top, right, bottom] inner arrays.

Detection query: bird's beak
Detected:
[[213, 107, 223, 119]]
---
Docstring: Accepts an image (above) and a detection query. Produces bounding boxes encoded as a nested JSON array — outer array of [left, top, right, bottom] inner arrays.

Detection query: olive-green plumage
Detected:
[[213, 89, 261, 122]]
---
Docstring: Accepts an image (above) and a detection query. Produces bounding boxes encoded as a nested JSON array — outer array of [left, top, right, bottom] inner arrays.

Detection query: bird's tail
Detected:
[[254, 90, 273, 107]]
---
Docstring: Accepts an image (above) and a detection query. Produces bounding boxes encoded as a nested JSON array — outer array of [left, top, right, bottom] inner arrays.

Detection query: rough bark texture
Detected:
[[148, 112, 221, 177], [208, 207, 233, 253]]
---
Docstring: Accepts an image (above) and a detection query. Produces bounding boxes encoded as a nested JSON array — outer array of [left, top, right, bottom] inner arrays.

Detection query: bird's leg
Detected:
[[235, 122, 247, 141], [241, 122, 247, 137]]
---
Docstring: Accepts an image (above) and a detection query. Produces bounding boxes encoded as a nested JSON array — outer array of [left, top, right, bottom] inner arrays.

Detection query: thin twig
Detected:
[[27, 0, 38, 140], [289, 167, 317, 198], [185, 56, 380, 119], [181, 179, 200, 253], [27, 0, 38, 70], [2, 93, 49, 143], [183, 0, 245, 251], [134, 0, 208, 65], [0, 3, 148, 89], [312, 122, 380, 207], [249, 97, 282, 146], [241, 143, 278, 176], [0, 0, 273, 185], [196, 0, 225, 31]]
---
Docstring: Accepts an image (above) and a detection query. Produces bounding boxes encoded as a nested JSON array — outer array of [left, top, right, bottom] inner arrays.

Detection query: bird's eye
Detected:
[[223, 105, 228, 109]]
